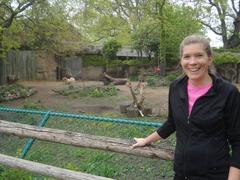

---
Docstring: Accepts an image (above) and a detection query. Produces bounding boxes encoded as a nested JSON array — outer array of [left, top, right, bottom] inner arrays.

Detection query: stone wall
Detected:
[[81, 66, 105, 80]]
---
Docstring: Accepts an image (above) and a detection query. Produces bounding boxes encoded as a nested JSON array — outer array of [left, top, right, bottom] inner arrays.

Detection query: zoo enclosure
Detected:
[[0, 106, 174, 179]]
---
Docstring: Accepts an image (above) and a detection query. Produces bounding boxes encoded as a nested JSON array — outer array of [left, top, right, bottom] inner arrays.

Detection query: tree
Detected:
[[188, 0, 240, 48], [23, 1, 82, 53], [131, 1, 201, 63], [73, 0, 131, 44], [102, 39, 122, 60], [0, 0, 41, 58]]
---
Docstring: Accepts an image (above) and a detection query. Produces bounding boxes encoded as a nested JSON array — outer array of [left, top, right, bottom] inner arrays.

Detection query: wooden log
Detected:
[[0, 153, 113, 180], [0, 120, 174, 160], [103, 72, 127, 85]]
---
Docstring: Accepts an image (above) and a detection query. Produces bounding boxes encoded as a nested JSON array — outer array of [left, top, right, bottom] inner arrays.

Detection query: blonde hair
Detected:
[[179, 34, 216, 74]]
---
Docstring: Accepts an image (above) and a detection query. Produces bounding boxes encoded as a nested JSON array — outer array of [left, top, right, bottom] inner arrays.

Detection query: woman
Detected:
[[132, 34, 240, 180]]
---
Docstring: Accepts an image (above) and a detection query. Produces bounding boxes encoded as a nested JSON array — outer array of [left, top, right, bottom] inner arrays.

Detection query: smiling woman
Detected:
[[132, 34, 240, 180], [180, 40, 212, 87]]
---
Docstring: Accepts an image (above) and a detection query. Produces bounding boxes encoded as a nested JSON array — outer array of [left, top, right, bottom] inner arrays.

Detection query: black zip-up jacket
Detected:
[[157, 74, 240, 179]]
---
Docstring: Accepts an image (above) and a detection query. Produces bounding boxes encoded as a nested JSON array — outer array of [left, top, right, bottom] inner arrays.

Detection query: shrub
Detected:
[[0, 83, 36, 102], [165, 74, 180, 82], [145, 76, 159, 87], [214, 52, 240, 65], [102, 39, 122, 60], [122, 59, 154, 66], [82, 55, 107, 66], [56, 86, 118, 98]]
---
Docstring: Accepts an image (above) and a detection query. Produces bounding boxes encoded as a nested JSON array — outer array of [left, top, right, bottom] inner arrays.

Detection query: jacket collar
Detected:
[[177, 73, 219, 100]]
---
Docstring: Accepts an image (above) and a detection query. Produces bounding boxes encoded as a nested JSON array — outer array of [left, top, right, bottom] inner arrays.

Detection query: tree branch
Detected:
[[231, 0, 238, 14], [200, 20, 222, 35], [16, 0, 35, 14]]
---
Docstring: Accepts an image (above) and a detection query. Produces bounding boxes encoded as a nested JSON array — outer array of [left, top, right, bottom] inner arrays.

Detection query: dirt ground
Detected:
[[1, 81, 169, 116]]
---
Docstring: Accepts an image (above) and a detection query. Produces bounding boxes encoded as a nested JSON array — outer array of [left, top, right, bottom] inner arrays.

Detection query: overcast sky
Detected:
[[207, 31, 223, 48]]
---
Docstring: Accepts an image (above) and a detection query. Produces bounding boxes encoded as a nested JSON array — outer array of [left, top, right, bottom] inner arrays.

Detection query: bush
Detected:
[[56, 86, 118, 98], [214, 52, 240, 65], [145, 76, 159, 87], [122, 59, 154, 66], [106, 60, 122, 67], [165, 74, 180, 82], [88, 86, 118, 97], [0, 83, 36, 102], [82, 55, 107, 66]]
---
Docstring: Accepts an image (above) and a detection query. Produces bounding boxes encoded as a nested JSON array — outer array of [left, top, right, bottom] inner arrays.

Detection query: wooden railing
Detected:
[[0, 120, 174, 179]]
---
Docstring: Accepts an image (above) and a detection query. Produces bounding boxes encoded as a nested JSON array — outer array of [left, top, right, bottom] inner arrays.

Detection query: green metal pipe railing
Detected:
[[20, 111, 51, 158], [0, 106, 162, 127]]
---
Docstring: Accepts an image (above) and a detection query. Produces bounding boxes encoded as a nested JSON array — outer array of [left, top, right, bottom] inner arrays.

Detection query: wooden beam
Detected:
[[0, 153, 113, 180], [0, 120, 174, 160]]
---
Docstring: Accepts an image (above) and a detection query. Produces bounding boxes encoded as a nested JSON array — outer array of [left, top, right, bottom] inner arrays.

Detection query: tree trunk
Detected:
[[226, 17, 240, 48], [0, 28, 4, 85], [236, 63, 240, 83]]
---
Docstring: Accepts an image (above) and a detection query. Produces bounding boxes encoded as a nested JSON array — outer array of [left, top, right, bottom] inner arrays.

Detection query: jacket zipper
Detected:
[[184, 95, 206, 177], [184, 113, 190, 177]]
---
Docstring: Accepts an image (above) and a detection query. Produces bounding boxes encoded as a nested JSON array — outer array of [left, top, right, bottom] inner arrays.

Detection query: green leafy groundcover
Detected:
[[0, 84, 36, 102], [55, 85, 118, 98]]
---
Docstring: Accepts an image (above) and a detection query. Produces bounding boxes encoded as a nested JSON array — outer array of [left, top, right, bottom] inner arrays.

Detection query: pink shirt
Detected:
[[187, 81, 212, 115]]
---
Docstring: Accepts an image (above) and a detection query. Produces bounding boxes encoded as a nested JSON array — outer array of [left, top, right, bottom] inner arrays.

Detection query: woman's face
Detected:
[[180, 43, 212, 84]]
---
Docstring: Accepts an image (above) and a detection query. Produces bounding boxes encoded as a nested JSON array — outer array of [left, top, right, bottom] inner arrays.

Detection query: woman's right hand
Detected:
[[131, 137, 148, 149], [131, 132, 161, 149]]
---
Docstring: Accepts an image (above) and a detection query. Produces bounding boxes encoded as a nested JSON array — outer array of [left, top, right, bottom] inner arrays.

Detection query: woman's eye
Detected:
[[196, 54, 203, 57], [183, 55, 190, 59]]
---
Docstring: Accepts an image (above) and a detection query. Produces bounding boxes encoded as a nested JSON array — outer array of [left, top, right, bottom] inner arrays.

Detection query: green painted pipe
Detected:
[[20, 111, 50, 158], [0, 106, 162, 127]]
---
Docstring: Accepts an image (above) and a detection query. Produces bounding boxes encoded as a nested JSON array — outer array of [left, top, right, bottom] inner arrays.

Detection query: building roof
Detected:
[[83, 45, 150, 57]]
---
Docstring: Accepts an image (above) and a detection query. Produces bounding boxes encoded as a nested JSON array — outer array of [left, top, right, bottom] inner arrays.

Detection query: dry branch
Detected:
[[127, 81, 145, 116], [0, 120, 174, 160]]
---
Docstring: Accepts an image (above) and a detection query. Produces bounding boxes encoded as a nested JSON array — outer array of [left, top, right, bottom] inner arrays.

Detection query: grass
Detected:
[[0, 103, 175, 180]]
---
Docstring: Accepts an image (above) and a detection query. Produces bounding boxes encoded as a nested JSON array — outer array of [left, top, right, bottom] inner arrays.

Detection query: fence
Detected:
[[0, 119, 174, 179], [0, 51, 36, 84]]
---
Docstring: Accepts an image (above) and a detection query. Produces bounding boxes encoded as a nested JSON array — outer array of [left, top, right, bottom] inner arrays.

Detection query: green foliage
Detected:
[[0, 84, 36, 102], [102, 39, 122, 60], [0, 166, 32, 180], [165, 73, 180, 82], [122, 59, 154, 66], [131, 20, 160, 60], [1, 1, 82, 55], [83, 55, 154, 67], [128, 75, 139, 82], [145, 76, 159, 87], [82, 55, 107, 66], [74, 1, 131, 44], [106, 60, 122, 67], [214, 52, 240, 65], [56, 86, 118, 98]]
